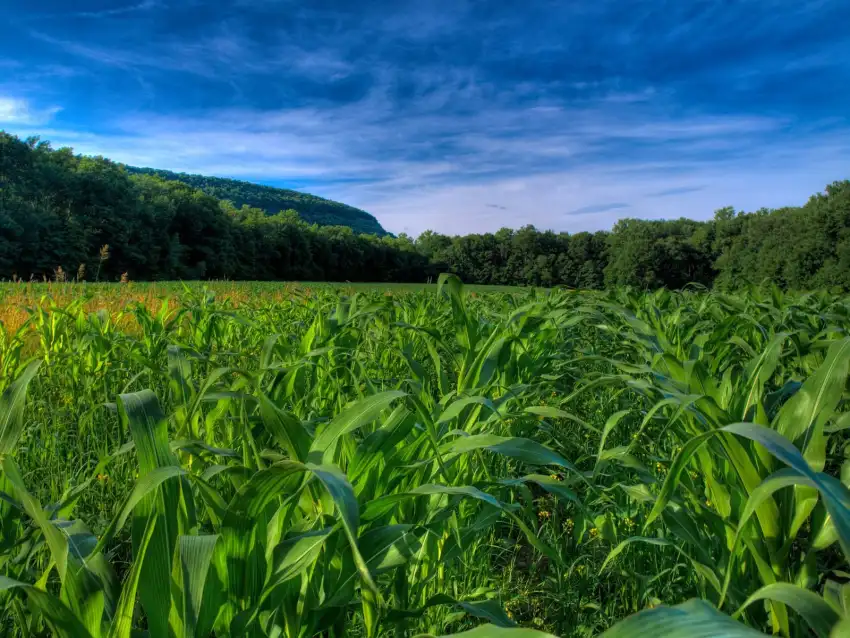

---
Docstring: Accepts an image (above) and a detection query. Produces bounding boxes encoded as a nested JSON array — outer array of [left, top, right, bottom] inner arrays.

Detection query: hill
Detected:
[[0, 131, 420, 282], [125, 167, 387, 236]]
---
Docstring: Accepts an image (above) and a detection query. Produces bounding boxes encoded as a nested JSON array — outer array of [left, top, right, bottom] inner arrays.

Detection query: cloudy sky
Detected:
[[2, 0, 849, 236]]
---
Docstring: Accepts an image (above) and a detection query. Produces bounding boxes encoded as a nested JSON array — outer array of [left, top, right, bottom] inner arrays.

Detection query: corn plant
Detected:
[[0, 278, 847, 637]]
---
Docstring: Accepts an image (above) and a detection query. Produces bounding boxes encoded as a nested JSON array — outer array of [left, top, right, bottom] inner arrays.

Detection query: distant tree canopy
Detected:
[[126, 166, 387, 236], [2, 131, 850, 290], [0, 133, 423, 282]]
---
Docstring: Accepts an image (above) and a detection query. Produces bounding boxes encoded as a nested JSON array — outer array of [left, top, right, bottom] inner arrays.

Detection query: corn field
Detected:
[[0, 276, 848, 637]]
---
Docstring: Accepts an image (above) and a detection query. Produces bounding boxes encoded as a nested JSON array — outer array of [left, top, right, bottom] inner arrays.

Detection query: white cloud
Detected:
[[0, 97, 61, 125], [4, 98, 847, 237], [365, 155, 848, 236]]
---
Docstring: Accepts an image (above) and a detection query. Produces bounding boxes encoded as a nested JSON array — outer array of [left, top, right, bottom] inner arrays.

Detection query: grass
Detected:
[[0, 278, 847, 637]]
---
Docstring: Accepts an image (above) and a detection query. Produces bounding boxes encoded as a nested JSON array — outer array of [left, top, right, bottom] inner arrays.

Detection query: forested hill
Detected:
[[125, 167, 387, 236], [3, 132, 850, 290]]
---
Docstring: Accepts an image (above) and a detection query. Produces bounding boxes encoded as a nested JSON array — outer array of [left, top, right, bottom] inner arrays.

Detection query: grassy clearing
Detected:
[[0, 278, 847, 637]]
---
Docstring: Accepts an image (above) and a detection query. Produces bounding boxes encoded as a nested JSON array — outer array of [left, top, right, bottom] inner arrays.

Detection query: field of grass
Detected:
[[0, 277, 847, 637]]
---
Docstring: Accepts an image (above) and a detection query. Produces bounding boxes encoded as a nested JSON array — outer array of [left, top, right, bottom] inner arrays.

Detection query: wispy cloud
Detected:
[[0, 97, 61, 125], [567, 203, 629, 216], [648, 186, 707, 198], [3, 0, 849, 235], [74, 1, 160, 19], [10, 99, 848, 235]]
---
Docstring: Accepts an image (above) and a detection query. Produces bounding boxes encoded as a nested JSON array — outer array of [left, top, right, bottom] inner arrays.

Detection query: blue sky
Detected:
[[2, 0, 849, 236]]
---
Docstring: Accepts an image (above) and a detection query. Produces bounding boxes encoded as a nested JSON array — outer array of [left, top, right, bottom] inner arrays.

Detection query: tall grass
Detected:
[[0, 278, 846, 637]]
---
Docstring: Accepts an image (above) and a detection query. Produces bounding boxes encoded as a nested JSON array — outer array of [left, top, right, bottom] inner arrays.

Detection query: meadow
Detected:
[[0, 277, 847, 637]]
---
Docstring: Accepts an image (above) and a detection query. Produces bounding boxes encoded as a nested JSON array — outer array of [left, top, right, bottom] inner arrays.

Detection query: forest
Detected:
[[2, 131, 849, 290], [126, 166, 388, 236]]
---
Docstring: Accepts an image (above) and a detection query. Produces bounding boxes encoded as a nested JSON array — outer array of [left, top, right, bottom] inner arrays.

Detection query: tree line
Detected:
[[2, 132, 849, 290]]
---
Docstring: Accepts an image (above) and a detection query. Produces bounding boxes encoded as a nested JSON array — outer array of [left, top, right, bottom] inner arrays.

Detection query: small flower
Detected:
[[564, 518, 574, 532], [623, 517, 636, 530], [549, 473, 561, 481], [538, 510, 551, 520], [576, 564, 587, 575], [97, 473, 109, 483], [589, 527, 599, 538], [705, 499, 712, 508]]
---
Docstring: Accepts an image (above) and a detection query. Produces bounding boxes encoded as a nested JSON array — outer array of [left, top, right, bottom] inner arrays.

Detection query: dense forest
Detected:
[[126, 166, 387, 235], [2, 131, 849, 290]]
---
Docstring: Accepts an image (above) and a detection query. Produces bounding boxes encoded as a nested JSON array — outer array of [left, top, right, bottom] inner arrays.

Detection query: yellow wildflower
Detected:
[[589, 527, 599, 538], [538, 510, 551, 520], [97, 473, 109, 483]]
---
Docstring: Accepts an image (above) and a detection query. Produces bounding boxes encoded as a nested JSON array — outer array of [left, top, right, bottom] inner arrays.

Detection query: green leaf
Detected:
[[257, 393, 312, 462], [499, 474, 580, 505], [718, 468, 817, 605], [265, 527, 333, 593], [734, 583, 840, 638], [722, 422, 850, 562], [390, 594, 515, 627], [177, 535, 219, 638], [118, 390, 188, 638], [595, 409, 631, 471], [224, 460, 306, 521], [774, 338, 850, 446], [0, 575, 93, 638], [0, 458, 70, 582], [443, 434, 580, 475], [0, 458, 111, 627], [437, 396, 499, 426], [359, 524, 422, 572], [524, 406, 599, 434], [599, 536, 720, 594], [108, 514, 157, 638], [309, 390, 406, 464], [0, 359, 41, 454], [416, 626, 557, 638], [600, 599, 766, 637], [307, 463, 380, 635], [362, 484, 503, 521]]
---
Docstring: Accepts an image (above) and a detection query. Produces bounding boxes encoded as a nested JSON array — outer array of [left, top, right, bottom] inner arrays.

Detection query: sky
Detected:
[[1, 0, 849, 236]]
